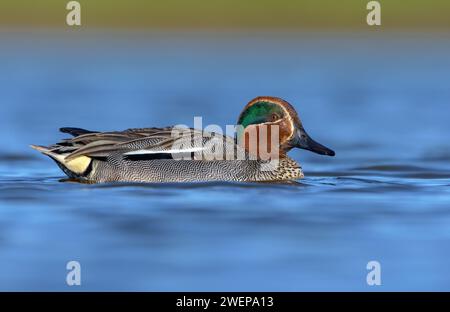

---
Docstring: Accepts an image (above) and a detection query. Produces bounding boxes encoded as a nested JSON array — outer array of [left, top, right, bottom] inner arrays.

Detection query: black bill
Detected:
[[293, 128, 335, 156]]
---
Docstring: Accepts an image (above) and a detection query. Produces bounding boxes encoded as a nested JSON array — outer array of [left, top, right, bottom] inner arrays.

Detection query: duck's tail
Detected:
[[30, 144, 92, 177]]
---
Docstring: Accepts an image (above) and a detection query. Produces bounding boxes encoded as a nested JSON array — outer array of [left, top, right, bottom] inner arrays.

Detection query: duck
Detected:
[[31, 96, 335, 183]]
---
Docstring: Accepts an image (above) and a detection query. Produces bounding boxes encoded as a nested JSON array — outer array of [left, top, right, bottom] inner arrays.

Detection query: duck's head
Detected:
[[237, 96, 335, 157]]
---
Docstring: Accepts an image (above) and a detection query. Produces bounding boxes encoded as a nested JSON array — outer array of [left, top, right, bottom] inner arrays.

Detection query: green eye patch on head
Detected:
[[237, 101, 285, 128]]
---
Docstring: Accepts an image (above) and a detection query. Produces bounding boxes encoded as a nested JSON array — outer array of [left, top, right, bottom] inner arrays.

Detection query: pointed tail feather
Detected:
[[30, 144, 91, 175], [30, 144, 54, 155], [30, 144, 65, 161]]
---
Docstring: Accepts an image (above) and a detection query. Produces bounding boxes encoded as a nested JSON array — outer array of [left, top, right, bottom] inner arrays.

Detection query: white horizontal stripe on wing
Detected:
[[124, 147, 205, 156]]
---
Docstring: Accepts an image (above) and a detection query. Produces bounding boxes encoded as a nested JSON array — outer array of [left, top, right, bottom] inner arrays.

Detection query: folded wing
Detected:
[[54, 127, 239, 161]]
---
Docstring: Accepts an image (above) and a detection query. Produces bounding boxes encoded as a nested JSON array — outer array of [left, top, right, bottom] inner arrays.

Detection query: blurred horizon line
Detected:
[[1, 0, 450, 30]]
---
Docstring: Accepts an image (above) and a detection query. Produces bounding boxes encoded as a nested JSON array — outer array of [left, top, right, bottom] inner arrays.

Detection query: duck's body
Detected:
[[31, 127, 303, 183], [31, 97, 334, 183]]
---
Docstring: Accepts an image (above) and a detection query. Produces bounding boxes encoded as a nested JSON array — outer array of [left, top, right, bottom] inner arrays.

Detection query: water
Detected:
[[1, 31, 450, 291]]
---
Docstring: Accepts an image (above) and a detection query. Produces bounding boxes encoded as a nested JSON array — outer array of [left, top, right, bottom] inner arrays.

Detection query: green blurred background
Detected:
[[0, 0, 449, 30]]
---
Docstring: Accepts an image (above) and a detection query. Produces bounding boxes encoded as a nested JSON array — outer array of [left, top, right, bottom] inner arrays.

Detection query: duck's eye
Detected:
[[270, 113, 280, 121]]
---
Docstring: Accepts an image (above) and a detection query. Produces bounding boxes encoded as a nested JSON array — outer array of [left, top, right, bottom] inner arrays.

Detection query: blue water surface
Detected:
[[0, 30, 450, 290]]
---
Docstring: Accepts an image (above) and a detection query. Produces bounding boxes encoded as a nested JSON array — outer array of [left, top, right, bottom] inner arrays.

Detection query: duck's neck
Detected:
[[235, 124, 287, 160]]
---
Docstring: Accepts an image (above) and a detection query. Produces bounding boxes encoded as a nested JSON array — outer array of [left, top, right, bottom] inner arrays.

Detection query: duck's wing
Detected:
[[54, 127, 240, 161]]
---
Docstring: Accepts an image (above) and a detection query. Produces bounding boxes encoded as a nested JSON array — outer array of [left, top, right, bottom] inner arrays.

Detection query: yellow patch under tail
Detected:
[[30, 145, 92, 175], [63, 155, 91, 174]]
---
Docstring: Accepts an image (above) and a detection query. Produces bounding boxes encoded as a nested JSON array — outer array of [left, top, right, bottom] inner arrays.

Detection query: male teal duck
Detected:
[[31, 96, 335, 183]]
